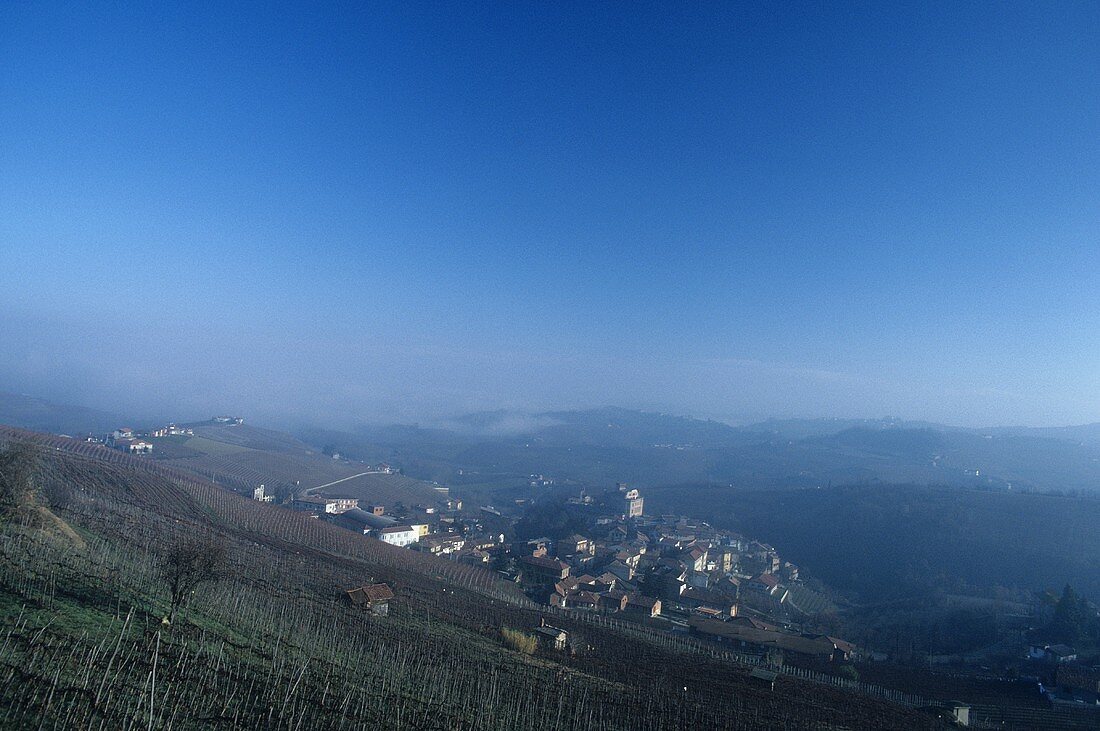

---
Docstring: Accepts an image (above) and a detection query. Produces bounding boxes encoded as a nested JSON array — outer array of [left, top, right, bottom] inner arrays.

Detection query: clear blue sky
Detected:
[[1, 2, 1098, 427]]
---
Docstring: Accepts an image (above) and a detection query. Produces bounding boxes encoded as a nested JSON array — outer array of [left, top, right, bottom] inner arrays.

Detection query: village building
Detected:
[[291, 496, 358, 514], [562, 590, 600, 610], [457, 549, 490, 566], [746, 573, 783, 597], [622, 487, 644, 518], [376, 525, 420, 547], [625, 593, 662, 617], [334, 508, 397, 534], [559, 534, 594, 557], [416, 534, 465, 555], [519, 555, 570, 583]]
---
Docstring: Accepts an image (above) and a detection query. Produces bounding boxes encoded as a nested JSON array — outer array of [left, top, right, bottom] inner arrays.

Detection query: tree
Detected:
[[160, 534, 227, 623], [0, 440, 40, 514], [1047, 584, 1089, 644]]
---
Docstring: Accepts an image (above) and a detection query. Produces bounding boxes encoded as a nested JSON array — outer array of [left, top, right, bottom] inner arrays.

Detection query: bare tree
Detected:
[[160, 534, 228, 623]]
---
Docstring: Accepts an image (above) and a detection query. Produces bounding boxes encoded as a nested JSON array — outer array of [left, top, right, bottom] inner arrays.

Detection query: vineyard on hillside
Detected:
[[313, 472, 445, 507], [0, 428, 944, 730]]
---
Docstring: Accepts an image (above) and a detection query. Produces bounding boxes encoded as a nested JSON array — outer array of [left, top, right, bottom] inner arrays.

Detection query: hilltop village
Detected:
[[279, 474, 852, 669], [84, 417, 1100, 720]]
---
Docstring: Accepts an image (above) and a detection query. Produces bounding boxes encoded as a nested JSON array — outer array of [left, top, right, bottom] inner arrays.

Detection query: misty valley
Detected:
[[1, 397, 1099, 729]]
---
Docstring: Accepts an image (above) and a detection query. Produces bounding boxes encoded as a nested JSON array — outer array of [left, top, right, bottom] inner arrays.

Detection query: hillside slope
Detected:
[[0, 428, 941, 730], [149, 422, 445, 507]]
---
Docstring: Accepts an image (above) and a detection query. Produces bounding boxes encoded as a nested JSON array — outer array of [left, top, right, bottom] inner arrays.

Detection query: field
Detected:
[[0, 427, 944, 730]]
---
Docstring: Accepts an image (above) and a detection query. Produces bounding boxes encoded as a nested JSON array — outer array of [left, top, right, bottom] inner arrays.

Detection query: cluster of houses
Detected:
[[150, 423, 194, 438], [284, 494, 496, 564], [106, 427, 154, 454], [277, 476, 857, 667], [490, 484, 859, 667], [102, 422, 197, 454]]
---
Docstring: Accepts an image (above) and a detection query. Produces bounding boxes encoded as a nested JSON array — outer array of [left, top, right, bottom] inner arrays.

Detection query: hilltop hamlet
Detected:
[[0, 425, 956, 730]]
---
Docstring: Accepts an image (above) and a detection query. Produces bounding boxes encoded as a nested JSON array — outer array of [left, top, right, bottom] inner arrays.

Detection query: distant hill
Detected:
[[0, 391, 129, 435], [450, 406, 762, 449], [301, 409, 1100, 495], [743, 417, 953, 440]]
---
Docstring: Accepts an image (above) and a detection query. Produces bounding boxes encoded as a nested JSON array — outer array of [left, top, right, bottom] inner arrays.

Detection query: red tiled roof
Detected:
[[345, 583, 394, 605], [520, 555, 569, 571]]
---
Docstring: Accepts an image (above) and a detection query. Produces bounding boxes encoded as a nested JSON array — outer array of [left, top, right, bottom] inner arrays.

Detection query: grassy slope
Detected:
[[150, 424, 444, 507], [0, 433, 939, 730]]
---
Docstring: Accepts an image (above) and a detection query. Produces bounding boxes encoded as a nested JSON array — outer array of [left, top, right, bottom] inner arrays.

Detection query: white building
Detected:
[[377, 525, 419, 547]]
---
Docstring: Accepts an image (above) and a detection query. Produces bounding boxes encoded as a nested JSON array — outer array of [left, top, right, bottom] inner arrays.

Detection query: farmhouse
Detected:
[[113, 438, 153, 454]]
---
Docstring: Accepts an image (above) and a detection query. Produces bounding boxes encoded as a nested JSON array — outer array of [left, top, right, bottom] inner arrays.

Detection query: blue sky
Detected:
[[1, 2, 1098, 427]]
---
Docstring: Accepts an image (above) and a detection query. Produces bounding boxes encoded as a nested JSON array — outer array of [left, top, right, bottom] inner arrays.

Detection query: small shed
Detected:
[[345, 583, 395, 616], [534, 624, 568, 651], [749, 668, 777, 691]]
